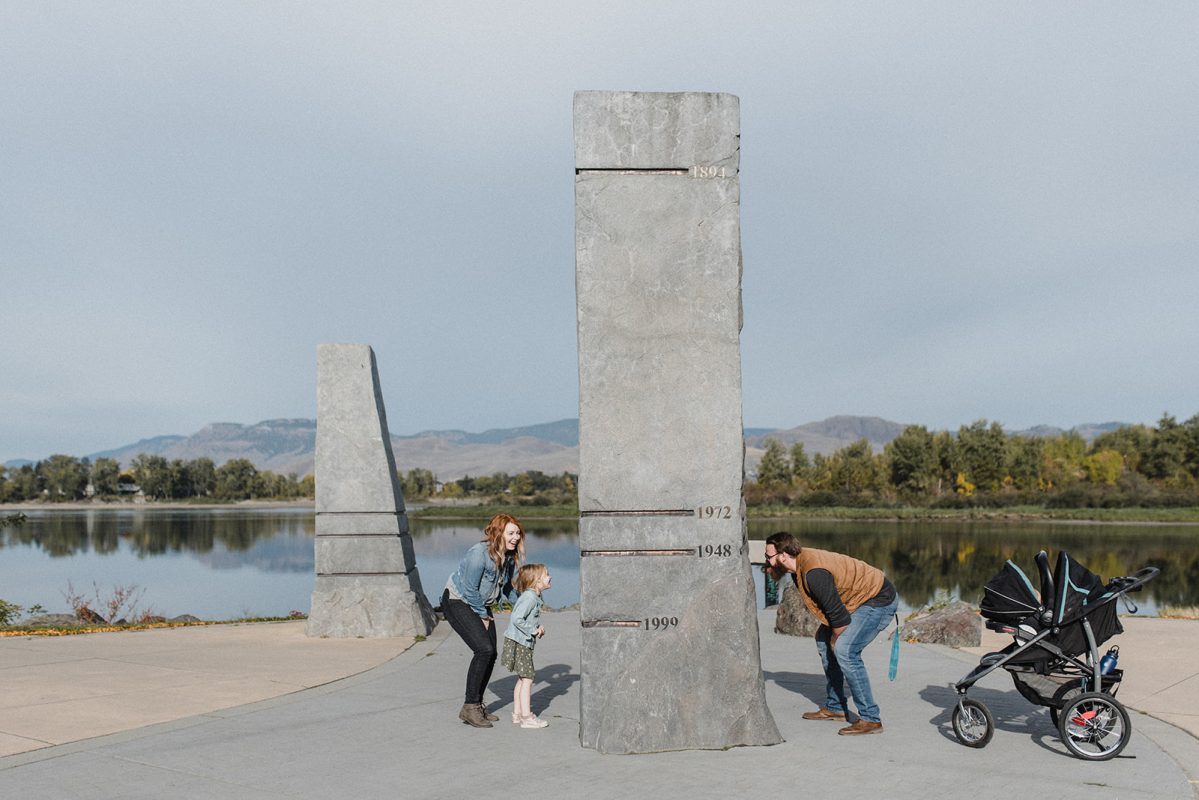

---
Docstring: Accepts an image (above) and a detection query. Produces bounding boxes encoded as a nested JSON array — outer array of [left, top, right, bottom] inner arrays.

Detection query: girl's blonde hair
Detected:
[[483, 513, 525, 569], [515, 563, 548, 594]]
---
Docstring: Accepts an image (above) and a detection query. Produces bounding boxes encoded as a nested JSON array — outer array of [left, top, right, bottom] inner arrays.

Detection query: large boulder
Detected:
[[900, 601, 981, 647], [775, 581, 821, 638]]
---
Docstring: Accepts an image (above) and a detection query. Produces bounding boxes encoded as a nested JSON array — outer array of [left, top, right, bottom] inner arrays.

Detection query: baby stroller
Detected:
[[951, 549, 1158, 760]]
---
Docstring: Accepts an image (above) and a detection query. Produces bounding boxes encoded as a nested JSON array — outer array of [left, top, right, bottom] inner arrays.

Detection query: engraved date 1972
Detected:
[[696, 505, 732, 519]]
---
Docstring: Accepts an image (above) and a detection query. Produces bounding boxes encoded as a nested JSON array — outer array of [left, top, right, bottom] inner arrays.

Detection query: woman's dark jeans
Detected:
[[441, 590, 497, 704]]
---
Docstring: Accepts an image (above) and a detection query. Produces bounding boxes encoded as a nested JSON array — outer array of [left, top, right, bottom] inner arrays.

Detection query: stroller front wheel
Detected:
[[952, 698, 994, 748], [1057, 692, 1131, 761]]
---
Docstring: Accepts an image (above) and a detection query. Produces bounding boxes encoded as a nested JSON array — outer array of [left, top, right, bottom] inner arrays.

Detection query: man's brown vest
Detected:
[[794, 547, 885, 625]]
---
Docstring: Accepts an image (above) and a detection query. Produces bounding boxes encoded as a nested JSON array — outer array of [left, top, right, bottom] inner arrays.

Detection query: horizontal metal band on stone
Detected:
[[580, 620, 642, 628], [579, 509, 693, 517], [312, 533, 408, 538], [580, 548, 695, 557], [315, 570, 415, 577], [576, 167, 690, 175]]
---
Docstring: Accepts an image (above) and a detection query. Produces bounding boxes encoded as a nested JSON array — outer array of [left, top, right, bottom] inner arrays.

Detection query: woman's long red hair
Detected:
[[483, 513, 525, 569]]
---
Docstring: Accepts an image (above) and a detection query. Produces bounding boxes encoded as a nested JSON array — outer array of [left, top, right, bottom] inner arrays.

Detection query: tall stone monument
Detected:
[[574, 91, 781, 753], [307, 343, 436, 638]]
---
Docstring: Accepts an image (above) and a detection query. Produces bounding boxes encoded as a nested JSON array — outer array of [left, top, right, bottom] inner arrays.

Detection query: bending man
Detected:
[[764, 531, 898, 735]]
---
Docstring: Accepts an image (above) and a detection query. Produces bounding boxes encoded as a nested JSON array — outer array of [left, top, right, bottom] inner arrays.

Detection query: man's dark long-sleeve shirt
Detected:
[[803, 569, 896, 629]]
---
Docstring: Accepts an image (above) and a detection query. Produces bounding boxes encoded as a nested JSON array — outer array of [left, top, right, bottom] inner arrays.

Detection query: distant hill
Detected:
[[1011, 422, 1128, 442], [399, 418, 579, 448], [69, 415, 1133, 483], [85, 418, 581, 481], [89, 420, 314, 477], [745, 415, 907, 454]]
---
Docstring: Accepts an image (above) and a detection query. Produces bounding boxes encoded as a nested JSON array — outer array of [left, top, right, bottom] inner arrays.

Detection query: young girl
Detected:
[[501, 563, 551, 729]]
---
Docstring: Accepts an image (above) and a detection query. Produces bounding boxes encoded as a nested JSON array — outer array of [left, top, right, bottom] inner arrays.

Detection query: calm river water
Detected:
[[2, 508, 1197, 620]]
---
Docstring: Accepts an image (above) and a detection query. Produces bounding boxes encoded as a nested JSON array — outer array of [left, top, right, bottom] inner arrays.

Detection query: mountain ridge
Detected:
[[13, 415, 1131, 482]]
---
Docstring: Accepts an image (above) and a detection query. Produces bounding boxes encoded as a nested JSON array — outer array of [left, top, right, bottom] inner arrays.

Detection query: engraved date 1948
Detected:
[[697, 543, 733, 558]]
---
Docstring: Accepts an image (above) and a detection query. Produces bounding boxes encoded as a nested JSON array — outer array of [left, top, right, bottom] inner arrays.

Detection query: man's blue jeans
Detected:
[[814, 598, 899, 723]]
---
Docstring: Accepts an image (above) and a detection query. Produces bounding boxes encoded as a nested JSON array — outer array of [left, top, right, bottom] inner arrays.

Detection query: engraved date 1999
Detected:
[[644, 616, 679, 631]]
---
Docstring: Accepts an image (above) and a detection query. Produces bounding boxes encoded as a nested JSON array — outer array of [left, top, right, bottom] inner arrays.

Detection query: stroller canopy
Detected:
[[980, 560, 1041, 623], [979, 550, 1123, 655]]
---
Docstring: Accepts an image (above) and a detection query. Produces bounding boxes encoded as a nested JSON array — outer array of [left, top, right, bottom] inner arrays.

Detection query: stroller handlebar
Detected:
[[1107, 566, 1160, 594]]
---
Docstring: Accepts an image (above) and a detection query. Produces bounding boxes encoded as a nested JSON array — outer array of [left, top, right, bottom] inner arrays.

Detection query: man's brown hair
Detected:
[[765, 531, 801, 556]]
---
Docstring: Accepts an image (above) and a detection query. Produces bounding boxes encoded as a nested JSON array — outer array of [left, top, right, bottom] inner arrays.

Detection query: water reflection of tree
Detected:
[[10, 512, 1197, 608], [748, 520, 1199, 608], [8, 511, 317, 558]]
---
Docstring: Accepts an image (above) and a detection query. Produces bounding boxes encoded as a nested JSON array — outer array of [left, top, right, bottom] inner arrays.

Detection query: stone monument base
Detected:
[[307, 575, 435, 638]]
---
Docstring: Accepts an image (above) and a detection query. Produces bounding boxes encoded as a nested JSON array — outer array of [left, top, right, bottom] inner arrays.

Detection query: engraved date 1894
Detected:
[[691, 165, 728, 179]]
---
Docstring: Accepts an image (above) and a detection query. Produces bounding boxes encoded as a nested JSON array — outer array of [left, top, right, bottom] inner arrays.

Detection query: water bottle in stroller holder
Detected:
[[1099, 646, 1119, 675]]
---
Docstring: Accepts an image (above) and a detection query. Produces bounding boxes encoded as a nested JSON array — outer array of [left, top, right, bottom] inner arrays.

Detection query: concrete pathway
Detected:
[[1, 613, 1196, 799], [0, 622, 411, 756]]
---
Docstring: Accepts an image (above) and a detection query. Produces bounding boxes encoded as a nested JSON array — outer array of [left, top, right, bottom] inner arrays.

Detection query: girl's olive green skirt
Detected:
[[500, 637, 535, 679]]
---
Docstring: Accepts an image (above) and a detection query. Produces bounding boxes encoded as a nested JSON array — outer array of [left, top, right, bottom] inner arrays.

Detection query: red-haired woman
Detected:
[[441, 513, 525, 728]]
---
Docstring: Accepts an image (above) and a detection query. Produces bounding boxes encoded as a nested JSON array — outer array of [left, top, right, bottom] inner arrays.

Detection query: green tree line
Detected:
[[0, 453, 575, 507], [748, 413, 1199, 509], [399, 468, 578, 506], [0, 455, 314, 503]]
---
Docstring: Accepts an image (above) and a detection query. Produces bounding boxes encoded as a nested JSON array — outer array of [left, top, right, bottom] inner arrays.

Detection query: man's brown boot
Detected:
[[477, 704, 499, 722], [838, 719, 883, 735], [458, 703, 493, 728], [802, 707, 848, 721]]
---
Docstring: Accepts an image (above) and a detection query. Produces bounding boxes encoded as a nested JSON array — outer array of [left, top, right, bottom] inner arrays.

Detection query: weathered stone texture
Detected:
[[579, 514, 743, 551], [307, 575, 433, 639], [307, 344, 435, 638], [575, 174, 743, 511], [574, 90, 740, 171], [580, 570, 780, 754], [575, 90, 779, 753], [774, 578, 822, 638], [315, 345, 405, 515], [900, 601, 982, 647]]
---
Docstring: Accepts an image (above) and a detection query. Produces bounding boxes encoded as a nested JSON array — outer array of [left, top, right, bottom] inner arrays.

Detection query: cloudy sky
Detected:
[[2, 2, 1196, 462]]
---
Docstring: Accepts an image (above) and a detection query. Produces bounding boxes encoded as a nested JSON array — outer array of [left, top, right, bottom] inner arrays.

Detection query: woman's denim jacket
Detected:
[[504, 589, 543, 648], [449, 542, 517, 619]]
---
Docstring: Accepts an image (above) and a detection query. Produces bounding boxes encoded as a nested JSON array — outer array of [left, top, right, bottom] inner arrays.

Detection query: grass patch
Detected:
[[0, 613, 307, 637]]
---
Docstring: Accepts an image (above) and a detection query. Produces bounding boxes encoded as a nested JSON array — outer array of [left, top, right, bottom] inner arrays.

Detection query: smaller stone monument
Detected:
[[307, 343, 436, 638]]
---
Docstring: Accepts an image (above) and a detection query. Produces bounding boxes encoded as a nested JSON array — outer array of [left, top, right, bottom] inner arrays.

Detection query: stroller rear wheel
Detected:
[[1057, 692, 1131, 761], [952, 698, 994, 748]]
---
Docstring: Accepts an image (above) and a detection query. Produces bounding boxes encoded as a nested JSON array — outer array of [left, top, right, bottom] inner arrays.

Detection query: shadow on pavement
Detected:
[[763, 670, 828, 708], [918, 683, 1126, 760], [488, 663, 579, 719]]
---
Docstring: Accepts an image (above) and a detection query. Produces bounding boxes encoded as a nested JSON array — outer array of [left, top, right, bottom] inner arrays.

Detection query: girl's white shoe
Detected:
[[520, 715, 549, 729]]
